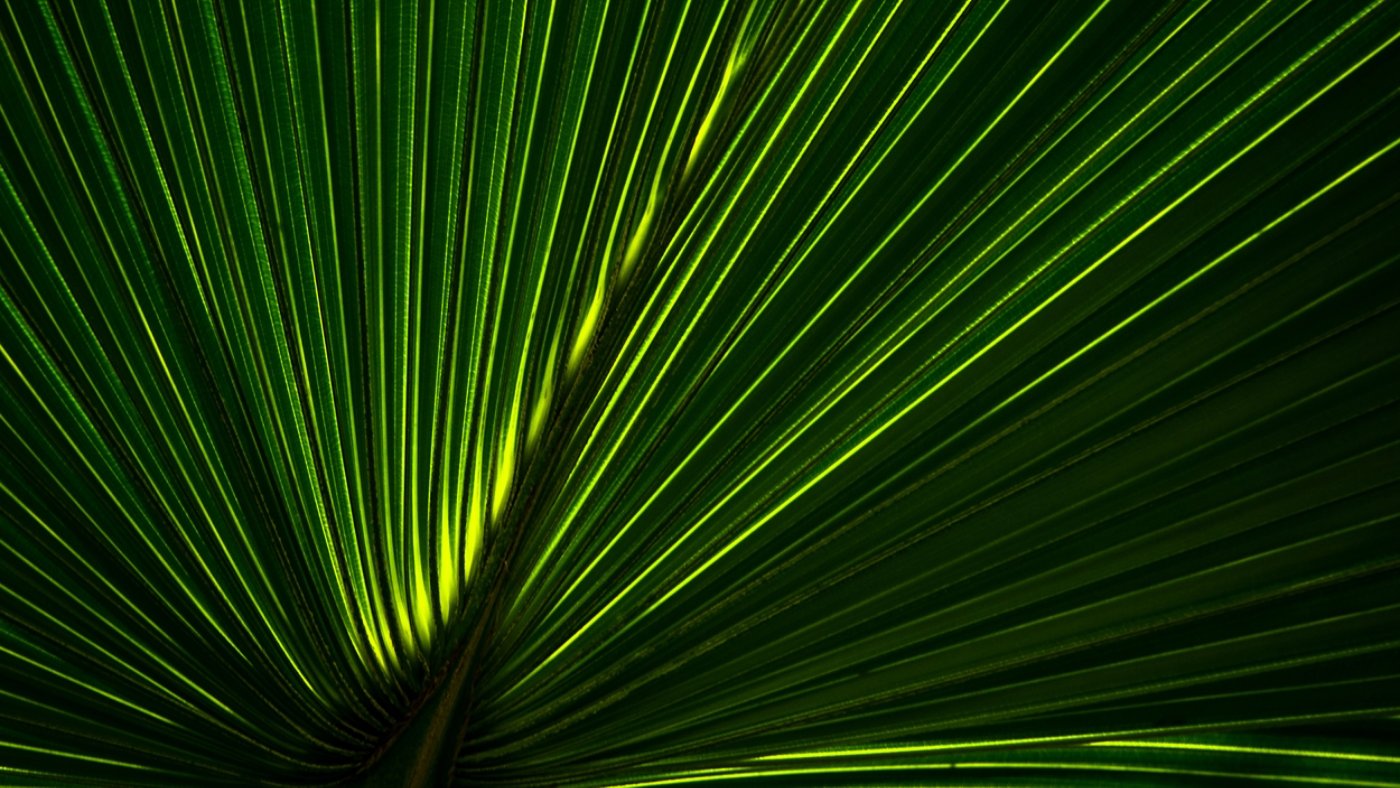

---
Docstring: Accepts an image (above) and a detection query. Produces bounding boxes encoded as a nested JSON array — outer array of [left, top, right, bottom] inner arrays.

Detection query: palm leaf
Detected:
[[1, 0, 1398, 784]]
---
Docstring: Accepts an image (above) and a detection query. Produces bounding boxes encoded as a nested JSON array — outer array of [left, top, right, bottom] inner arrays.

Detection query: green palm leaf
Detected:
[[1, 0, 1398, 784]]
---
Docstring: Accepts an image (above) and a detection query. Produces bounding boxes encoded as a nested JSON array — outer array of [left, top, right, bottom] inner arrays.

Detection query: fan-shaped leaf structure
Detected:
[[2, 0, 1399, 784]]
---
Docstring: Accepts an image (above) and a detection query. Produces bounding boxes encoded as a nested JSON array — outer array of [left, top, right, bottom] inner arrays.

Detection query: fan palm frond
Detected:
[[1, 0, 1398, 784]]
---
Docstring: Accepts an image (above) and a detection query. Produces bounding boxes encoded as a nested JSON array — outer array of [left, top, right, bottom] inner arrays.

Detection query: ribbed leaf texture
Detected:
[[2, 0, 1399, 785]]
